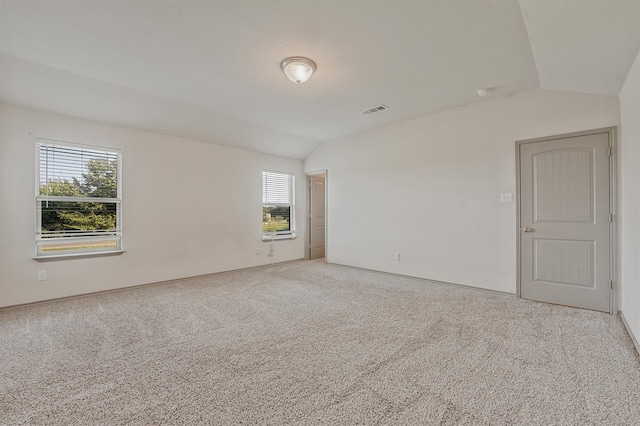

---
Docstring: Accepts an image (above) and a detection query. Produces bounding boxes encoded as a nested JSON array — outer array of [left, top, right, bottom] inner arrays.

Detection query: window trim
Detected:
[[262, 170, 295, 240], [35, 138, 123, 258]]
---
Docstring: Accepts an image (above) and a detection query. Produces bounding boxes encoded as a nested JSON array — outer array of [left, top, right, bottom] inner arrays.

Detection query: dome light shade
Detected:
[[281, 57, 316, 84]]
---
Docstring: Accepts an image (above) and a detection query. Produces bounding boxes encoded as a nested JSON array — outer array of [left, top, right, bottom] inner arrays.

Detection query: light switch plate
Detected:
[[500, 193, 513, 203]]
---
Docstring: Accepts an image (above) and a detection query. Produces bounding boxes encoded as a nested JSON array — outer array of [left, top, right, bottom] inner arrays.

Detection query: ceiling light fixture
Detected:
[[281, 57, 316, 84]]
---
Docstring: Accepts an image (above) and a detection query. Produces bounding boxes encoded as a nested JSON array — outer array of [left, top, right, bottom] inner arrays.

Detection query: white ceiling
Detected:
[[520, 0, 639, 95], [0, 0, 638, 159]]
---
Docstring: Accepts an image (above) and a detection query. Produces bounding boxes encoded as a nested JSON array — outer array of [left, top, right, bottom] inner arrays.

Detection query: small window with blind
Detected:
[[35, 139, 122, 257], [262, 171, 295, 239]]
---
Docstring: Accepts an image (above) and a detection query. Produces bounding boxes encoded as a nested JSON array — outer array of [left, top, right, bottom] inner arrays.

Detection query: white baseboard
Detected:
[[327, 262, 516, 298], [620, 312, 640, 357], [0, 258, 304, 311]]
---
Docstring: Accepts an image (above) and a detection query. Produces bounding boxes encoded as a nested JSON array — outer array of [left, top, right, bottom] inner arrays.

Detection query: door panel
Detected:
[[533, 239, 594, 287], [533, 149, 592, 222], [310, 175, 325, 259], [520, 132, 610, 312]]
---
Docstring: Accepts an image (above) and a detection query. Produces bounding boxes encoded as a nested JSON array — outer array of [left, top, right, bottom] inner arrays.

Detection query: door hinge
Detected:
[[609, 213, 613, 223], [609, 280, 614, 290], [608, 146, 613, 157]]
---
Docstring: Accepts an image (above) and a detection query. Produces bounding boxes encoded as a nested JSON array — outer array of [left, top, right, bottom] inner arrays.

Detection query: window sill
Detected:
[[262, 234, 296, 241], [33, 250, 126, 262]]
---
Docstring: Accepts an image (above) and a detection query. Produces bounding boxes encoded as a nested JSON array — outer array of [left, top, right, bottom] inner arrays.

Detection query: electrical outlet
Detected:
[[500, 193, 513, 203], [256, 248, 261, 255], [394, 253, 400, 261], [37, 270, 47, 281]]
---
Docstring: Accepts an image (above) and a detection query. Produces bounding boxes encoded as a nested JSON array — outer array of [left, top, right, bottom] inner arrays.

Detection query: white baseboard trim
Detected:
[[620, 312, 640, 356], [0, 258, 304, 311], [327, 262, 516, 298]]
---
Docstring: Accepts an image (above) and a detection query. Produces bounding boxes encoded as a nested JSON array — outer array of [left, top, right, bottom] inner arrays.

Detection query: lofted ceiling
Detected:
[[0, 0, 638, 159]]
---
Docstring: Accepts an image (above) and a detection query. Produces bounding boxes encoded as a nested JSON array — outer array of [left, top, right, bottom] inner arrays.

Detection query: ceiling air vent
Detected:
[[362, 104, 389, 115]]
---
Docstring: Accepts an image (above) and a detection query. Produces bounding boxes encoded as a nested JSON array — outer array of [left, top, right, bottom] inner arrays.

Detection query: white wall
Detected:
[[0, 103, 305, 307], [619, 49, 640, 343], [305, 89, 620, 293]]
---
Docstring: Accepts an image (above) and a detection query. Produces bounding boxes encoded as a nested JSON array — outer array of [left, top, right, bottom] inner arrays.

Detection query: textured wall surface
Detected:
[[305, 89, 620, 294], [0, 103, 305, 307], [620, 49, 640, 343]]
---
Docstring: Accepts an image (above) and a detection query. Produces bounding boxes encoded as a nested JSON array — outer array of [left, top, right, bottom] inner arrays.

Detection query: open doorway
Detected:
[[307, 171, 327, 260]]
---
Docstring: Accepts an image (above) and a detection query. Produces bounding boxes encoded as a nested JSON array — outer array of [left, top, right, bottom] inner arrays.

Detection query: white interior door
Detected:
[[309, 174, 326, 259], [519, 131, 611, 312]]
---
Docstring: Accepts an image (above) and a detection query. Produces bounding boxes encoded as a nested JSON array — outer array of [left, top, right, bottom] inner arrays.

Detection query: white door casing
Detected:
[[518, 130, 612, 312], [309, 174, 326, 260]]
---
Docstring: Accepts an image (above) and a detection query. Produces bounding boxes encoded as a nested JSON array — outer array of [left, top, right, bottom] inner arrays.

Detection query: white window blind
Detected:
[[262, 171, 292, 204], [36, 139, 122, 256], [262, 171, 295, 238]]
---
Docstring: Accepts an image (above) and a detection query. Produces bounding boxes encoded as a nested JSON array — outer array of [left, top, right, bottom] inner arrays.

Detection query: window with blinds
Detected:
[[262, 171, 295, 238], [36, 139, 122, 256]]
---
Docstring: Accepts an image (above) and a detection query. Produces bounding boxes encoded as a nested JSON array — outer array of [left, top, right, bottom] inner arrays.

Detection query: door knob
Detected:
[[521, 227, 533, 232]]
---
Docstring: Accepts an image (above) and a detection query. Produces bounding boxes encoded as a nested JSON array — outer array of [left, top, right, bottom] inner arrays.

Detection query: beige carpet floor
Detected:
[[1, 260, 639, 425]]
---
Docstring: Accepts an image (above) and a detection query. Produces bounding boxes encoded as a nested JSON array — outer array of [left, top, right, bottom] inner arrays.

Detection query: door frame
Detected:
[[305, 169, 328, 261], [515, 127, 617, 314]]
